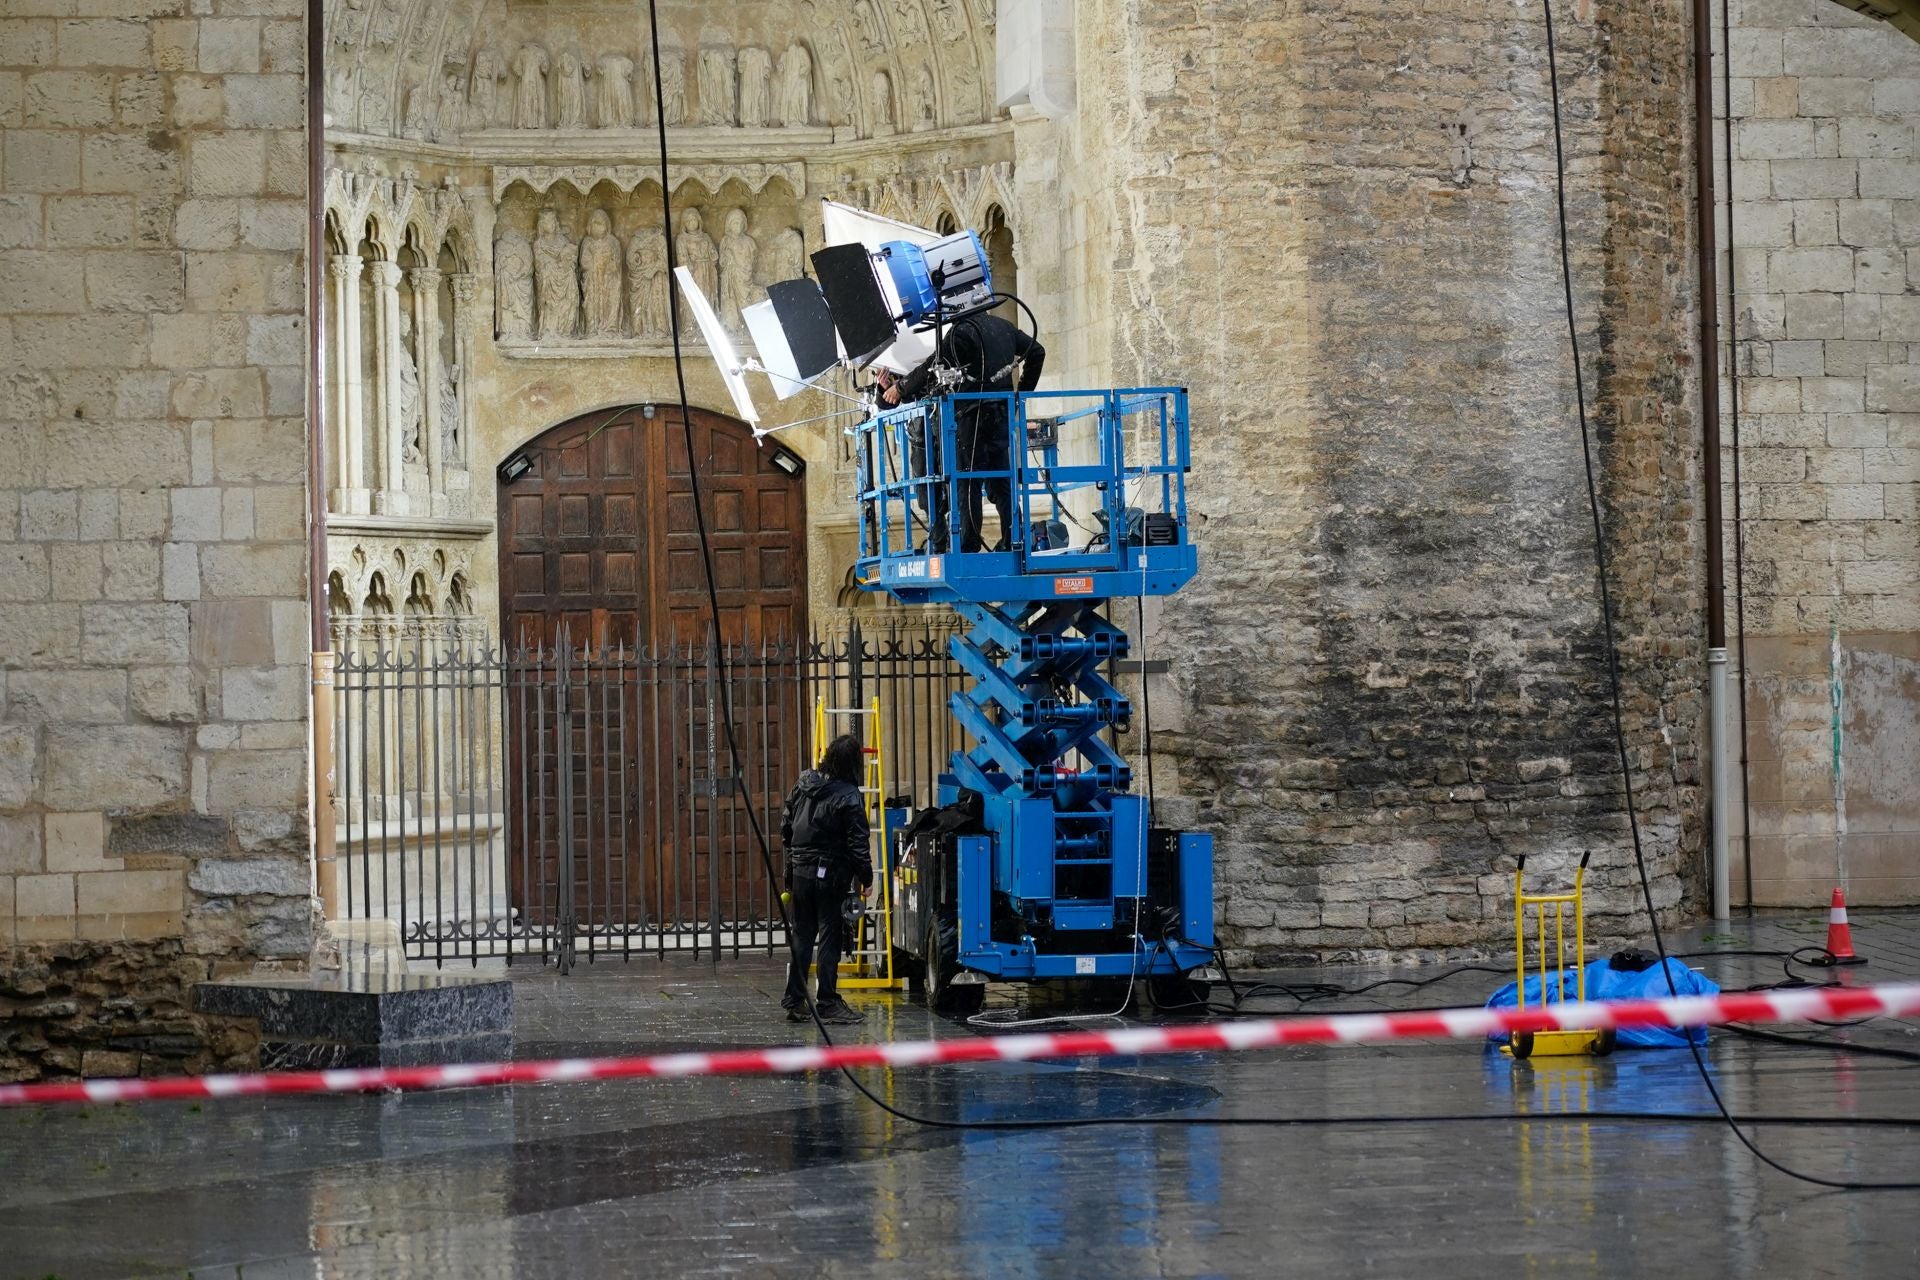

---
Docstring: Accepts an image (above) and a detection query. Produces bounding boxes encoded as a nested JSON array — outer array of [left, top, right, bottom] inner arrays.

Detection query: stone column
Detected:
[[409, 265, 445, 516], [328, 253, 370, 514], [448, 272, 477, 474], [367, 260, 407, 516]]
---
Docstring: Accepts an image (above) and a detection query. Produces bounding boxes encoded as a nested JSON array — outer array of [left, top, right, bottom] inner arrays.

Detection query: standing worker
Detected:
[[779, 733, 873, 1025], [880, 311, 1045, 553]]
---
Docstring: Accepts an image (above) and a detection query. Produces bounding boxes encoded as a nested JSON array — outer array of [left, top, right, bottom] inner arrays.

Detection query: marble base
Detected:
[[194, 969, 513, 1070]]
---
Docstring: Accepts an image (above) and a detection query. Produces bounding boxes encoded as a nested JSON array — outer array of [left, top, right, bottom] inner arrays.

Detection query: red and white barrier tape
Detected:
[[3, 983, 1916, 1107]]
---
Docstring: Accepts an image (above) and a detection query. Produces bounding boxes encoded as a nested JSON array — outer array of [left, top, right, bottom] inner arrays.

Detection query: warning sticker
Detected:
[[1075, 956, 1096, 975], [1055, 576, 1095, 595]]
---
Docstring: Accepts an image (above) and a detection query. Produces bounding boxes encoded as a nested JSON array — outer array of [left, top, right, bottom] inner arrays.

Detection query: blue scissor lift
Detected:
[[853, 386, 1216, 1012]]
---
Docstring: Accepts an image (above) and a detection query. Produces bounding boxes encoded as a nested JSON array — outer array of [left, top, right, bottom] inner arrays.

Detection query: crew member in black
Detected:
[[881, 310, 1045, 554], [779, 733, 873, 1025]]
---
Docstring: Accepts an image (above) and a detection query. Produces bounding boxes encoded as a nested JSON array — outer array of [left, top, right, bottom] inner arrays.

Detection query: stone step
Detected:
[[193, 968, 513, 1070]]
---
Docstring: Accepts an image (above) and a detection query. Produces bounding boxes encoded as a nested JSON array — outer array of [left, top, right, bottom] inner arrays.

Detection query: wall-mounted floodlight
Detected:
[[768, 444, 805, 477], [673, 265, 759, 425], [498, 453, 534, 485]]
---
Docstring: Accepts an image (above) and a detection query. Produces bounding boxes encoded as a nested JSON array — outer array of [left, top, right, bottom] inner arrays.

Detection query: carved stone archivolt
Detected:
[[490, 163, 806, 202], [324, 1, 995, 144]]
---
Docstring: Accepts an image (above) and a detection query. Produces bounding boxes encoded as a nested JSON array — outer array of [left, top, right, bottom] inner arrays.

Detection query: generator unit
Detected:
[[853, 386, 1217, 1012]]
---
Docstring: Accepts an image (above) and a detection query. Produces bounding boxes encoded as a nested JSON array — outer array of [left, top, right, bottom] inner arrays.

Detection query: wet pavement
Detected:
[[4, 911, 1920, 1279]]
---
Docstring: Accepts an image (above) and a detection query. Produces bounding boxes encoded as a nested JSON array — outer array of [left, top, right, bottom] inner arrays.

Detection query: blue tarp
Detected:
[[1485, 957, 1719, 1048]]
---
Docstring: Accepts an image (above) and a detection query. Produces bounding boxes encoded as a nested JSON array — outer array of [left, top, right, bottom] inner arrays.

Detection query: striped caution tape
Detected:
[[3, 982, 1916, 1107]]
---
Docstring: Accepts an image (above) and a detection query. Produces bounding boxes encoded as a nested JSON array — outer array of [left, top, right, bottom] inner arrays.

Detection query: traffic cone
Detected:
[[1824, 886, 1867, 966]]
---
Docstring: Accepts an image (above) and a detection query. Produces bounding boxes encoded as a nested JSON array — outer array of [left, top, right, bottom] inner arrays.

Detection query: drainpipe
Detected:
[[1692, 0, 1731, 920], [307, 0, 339, 921]]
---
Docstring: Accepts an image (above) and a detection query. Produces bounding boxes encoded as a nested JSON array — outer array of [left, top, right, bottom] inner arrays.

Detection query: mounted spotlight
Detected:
[[768, 444, 805, 477], [498, 452, 534, 485]]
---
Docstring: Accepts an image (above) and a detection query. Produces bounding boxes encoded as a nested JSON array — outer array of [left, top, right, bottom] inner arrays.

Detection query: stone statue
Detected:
[[494, 225, 534, 340], [675, 208, 718, 329], [553, 48, 588, 128], [718, 209, 758, 332], [769, 227, 806, 284], [698, 48, 736, 125], [658, 51, 685, 125], [579, 209, 623, 338], [738, 47, 772, 127], [776, 44, 813, 127], [511, 43, 548, 129], [469, 46, 505, 128], [533, 209, 579, 339], [933, 1, 967, 43], [891, 0, 929, 43], [853, 0, 885, 51], [596, 52, 635, 127], [870, 70, 895, 136], [439, 362, 462, 464], [626, 226, 670, 336], [435, 71, 464, 141], [912, 64, 936, 131], [823, 44, 855, 126], [397, 311, 423, 463], [358, 83, 390, 134], [400, 67, 430, 139]]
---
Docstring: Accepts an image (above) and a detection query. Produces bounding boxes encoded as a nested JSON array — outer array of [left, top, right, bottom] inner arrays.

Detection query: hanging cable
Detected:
[[1539, 0, 1918, 1191]]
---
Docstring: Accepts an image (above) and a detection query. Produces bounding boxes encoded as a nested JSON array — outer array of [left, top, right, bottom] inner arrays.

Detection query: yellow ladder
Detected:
[[813, 694, 901, 990]]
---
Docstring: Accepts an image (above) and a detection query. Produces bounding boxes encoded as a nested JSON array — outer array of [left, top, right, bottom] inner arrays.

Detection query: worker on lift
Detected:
[[779, 733, 874, 1025], [878, 310, 1046, 554]]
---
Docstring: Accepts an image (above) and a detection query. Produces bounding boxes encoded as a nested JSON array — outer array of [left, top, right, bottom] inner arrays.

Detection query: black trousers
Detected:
[[783, 869, 849, 1007], [914, 408, 1013, 554]]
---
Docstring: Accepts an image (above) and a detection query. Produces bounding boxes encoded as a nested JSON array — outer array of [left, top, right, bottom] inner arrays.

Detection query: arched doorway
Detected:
[[498, 404, 807, 651], [496, 404, 808, 955]]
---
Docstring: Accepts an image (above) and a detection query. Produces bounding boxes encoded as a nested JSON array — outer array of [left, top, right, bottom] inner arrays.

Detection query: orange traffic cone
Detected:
[[1824, 887, 1867, 966]]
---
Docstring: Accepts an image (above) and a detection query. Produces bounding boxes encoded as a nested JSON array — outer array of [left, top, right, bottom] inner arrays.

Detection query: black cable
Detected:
[[819, 1107, 1920, 1134], [1540, 0, 1917, 1191]]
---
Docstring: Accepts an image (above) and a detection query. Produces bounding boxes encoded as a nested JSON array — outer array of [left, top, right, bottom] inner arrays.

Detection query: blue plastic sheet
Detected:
[[1485, 957, 1719, 1048]]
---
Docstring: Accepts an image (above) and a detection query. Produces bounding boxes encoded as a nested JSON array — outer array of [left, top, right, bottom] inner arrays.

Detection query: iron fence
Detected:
[[333, 619, 967, 969]]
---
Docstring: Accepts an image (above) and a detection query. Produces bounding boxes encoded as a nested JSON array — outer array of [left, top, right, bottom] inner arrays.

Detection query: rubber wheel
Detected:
[[925, 916, 985, 1015], [1147, 971, 1211, 1014], [1591, 1028, 1617, 1057], [1509, 1031, 1535, 1060]]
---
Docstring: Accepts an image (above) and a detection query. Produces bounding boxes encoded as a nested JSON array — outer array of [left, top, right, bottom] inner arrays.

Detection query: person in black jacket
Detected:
[[779, 733, 873, 1024], [881, 310, 1045, 554]]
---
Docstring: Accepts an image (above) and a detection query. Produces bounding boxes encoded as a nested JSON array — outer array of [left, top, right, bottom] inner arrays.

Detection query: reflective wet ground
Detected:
[[4, 911, 1919, 1279]]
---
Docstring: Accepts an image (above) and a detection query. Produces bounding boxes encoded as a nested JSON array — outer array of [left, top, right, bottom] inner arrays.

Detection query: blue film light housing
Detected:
[[879, 230, 993, 326]]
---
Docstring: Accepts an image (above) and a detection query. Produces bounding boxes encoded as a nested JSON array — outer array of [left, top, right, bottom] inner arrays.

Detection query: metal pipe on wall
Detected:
[[1692, 0, 1731, 921], [307, 0, 339, 920]]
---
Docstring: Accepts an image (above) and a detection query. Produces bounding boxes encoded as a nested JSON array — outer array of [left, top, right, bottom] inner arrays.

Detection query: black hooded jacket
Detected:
[[780, 770, 872, 886]]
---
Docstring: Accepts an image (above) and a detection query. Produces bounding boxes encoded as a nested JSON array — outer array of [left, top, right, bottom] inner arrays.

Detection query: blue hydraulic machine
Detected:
[[853, 386, 1217, 1012]]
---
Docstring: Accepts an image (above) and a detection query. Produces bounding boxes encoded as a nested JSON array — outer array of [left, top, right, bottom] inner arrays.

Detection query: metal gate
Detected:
[[332, 621, 966, 968]]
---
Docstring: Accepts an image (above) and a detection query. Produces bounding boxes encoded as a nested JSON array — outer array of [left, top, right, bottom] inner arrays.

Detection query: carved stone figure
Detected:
[[698, 48, 736, 125], [776, 44, 813, 127], [596, 52, 635, 127], [533, 209, 579, 339], [659, 51, 685, 125], [512, 43, 548, 129], [626, 226, 670, 336], [870, 70, 895, 136], [675, 209, 718, 329], [769, 227, 806, 284], [494, 226, 534, 340], [933, 1, 967, 42], [435, 72, 464, 141], [911, 64, 936, 131], [853, 0, 885, 50], [579, 209, 623, 338], [440, 362, 462, 463], [397, 311, 423, 463], [358, 83, 390, 134], [738, 47, 772, 127], [469, 46, 505, 127], [823, 43, 854, 126], [891, 0, 928, 43], [554, 48, 588, 128], [400, 67, 431, 138], [718, 209, 757, 332]]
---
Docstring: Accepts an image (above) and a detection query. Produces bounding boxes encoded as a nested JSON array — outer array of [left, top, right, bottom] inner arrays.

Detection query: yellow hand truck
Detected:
[[814, 694, 903, 990], [1503, 852, 1615, 1060]]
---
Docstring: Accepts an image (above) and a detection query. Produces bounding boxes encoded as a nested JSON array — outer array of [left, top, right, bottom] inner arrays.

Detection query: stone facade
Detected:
[[1717, 0, 1920, 904], [1011, 0, 1708, 956], [1, 2, 313, 1078]]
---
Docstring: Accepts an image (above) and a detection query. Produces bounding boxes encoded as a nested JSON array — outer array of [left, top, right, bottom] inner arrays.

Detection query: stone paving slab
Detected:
[[1, 910, 1917, 1279]]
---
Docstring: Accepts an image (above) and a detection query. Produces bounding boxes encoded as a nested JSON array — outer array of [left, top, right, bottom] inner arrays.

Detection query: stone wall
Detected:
[[1, 2, 314, 1077], [1718, 0, 1920, 904], [1013, 0, 1707, 956]]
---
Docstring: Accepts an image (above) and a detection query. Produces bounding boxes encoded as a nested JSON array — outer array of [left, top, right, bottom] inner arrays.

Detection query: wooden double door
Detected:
[[498, 406, 807, 949]]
